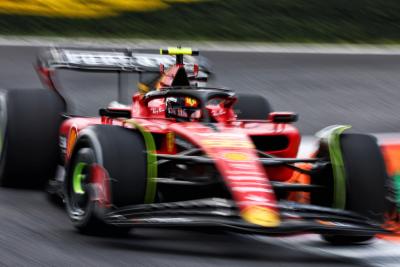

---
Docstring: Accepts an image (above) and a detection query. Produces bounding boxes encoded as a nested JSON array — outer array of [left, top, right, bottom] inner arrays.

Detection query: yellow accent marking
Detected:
[[223, 152, 249, 161], [66, 128, 77, 159], [138, 82, 150, 94], [202, 139, 254, 149], [316, 220, 336, 226], [166, 132, 175, 153], [241, 206, 280, 227], [167, 47, 193, 55]]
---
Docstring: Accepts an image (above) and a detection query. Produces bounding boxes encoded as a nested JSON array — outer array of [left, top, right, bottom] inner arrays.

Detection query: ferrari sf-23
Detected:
[[0, 47, 391, 244]]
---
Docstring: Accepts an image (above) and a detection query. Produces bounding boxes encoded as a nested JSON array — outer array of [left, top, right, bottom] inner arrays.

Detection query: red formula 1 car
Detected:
[[0, 47, 391, 244]]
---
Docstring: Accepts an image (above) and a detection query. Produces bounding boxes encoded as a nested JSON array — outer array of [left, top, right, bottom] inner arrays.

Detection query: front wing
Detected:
[[104, 198, 389, 236]]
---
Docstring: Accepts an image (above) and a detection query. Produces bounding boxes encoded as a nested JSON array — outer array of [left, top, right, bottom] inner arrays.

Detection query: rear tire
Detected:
[[65, 125, 148, 235], [317, 133, 388, 244], [0, 89, 64, 188], [235, 94, 272, 120]]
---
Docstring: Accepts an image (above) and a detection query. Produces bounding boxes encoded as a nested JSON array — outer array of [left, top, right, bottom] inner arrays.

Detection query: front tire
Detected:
[[315, 133, 388, 244], [65, 125, 148, 235]]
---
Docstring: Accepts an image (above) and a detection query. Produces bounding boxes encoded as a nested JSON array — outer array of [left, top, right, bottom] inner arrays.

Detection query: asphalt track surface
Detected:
[[0, 45, 400, 266]]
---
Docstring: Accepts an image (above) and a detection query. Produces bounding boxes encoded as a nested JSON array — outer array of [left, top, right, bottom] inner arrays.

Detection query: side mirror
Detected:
[[160, 63, 165, 74], [193, 64, 199, 77], [268, 112, 298, 123]]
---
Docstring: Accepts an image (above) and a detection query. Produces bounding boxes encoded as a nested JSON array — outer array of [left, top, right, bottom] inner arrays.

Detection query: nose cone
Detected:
[[241, 206, 280, 227]]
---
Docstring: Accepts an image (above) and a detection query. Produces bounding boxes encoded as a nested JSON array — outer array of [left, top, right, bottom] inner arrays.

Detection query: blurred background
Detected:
[[0, 0, 400, 134], [0, 0, 399, 43]]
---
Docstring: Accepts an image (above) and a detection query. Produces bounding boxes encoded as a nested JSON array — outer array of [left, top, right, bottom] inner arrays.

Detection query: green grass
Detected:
[[1, 0, 400, 43]]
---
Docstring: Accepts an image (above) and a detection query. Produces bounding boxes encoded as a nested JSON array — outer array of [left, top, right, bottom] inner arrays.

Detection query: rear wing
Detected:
[[37, 47, 210, 72], [36, 47, 211, 103]]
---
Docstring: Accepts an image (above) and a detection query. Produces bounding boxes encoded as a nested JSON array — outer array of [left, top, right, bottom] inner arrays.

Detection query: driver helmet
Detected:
[[165, 96, 202, 121]]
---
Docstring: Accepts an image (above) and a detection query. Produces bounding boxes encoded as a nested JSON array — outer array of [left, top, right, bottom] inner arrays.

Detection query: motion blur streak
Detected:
[[0, 44, 399, 266], [0, 0, 205, 18]]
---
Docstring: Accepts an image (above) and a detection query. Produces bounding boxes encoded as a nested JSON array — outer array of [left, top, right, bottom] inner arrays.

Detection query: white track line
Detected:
[[2, 36, 400, 55], [248, 234, 400, 267]]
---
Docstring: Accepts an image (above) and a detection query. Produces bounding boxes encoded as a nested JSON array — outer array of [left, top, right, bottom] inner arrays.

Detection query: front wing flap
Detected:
[[104, 198, 389, 236]]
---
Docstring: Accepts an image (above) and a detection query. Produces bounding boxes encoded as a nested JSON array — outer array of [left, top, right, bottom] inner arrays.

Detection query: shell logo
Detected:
[[241, 206, 280, 227], [0, 0, 206, 18]]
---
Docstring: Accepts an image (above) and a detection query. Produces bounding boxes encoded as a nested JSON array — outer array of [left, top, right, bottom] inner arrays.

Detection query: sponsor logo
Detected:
[[59, 136, 67, 150], [241, 206, 280, 227], [227, 176, 266, 181], [166, 132, 175, 153], [227, 171, 264, 176], [150, 107, 165, 114], [231, 187, 273, 193], [228, 163, 255, 169], [59, 136, 67, 157], [223, 152, 250, 161], [184, 97, 198, 107], [245, 195, 268, 202], [202, 139, 254, 148], [60, 51, 199, 70]]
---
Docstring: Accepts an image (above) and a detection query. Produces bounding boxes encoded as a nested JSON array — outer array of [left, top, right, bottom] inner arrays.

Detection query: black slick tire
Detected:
[[235, 94, 272, 120], [65, 125, 148, 236], [0, 89, 64, 188], [322, 133, 388, 245]]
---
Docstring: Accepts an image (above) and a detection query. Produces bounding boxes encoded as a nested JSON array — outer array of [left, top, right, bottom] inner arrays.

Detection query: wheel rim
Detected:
[[70, 162, 90, 218], [73, 162, 86, 195]]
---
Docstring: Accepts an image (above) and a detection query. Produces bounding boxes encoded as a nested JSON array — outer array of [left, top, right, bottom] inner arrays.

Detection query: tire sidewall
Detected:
[[0, 89, 65, 188], [317, 132, 388, 244], [65, 125, 148, 231], [0, 90, 8, 182]]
